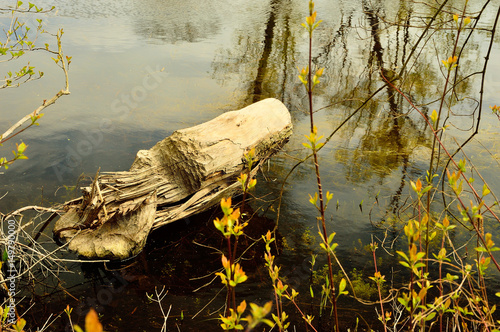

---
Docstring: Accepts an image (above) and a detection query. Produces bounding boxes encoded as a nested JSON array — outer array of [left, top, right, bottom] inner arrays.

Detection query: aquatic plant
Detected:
[[299, 1, 342, 330], [214, 149, 275, 331]]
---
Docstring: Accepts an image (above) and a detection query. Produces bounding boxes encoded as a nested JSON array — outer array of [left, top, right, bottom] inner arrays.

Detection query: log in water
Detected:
[[53, 98, 292, 260]]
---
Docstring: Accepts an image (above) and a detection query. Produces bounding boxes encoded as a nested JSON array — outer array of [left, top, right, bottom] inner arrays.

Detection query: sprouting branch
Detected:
[[1, 28, 70, 144], [381, 72, 500, 273]]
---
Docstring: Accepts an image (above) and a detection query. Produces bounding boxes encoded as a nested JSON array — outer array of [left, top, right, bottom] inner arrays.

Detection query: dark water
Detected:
[[1, 0, 500, 330]]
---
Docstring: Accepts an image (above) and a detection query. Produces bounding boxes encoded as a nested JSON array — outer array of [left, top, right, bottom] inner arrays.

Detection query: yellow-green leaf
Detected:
[[430, 109, 438, 125], [483, 184, 490, 197]]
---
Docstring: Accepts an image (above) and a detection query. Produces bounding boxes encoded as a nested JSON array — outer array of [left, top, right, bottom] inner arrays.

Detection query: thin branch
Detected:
[[1, 29, 70, 142]]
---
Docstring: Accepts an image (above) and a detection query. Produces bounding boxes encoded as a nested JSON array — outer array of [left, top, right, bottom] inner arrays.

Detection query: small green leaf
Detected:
[[430, 109, 438, 125], [396, 251, 409, 262], [425, 312, 436, 321], [398, 297, 408, 307], [399, 261, 410, 268], [327, 232, 335, 245], [319, 243, 327, 252], [458, 159, 466, 172], [308, 192, 318, 206], [482, 184, 491, 197], [339, 278, 346, 293], [17, 142, 27, 154], [421, 185, 432, 195], [414, 262, 426, 269], [326, 191, 333, 204]]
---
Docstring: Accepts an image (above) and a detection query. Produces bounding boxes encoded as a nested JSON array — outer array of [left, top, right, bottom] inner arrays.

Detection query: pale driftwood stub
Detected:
[[56, 192, 157, 260], [54, 98, 292, 260]]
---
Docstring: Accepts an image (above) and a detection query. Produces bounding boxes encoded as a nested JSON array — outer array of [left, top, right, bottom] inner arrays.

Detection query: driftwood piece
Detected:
[[54, 98, 292, 260]]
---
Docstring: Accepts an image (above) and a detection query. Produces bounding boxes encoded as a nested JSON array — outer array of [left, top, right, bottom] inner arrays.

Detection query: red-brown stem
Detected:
[[308, 32, 314, 131], [409, 246, 415, 332], [372, 248, 387, 332], [284, 288, 319, 332], [313, 152, 338, 328], [269, 247, 283, 331], [418, 198, 422, 253], [417, 198, 426, 330], [427, 2, 466, 192], [226, 236, 235, 316], [229, 160, 254, 319], [274, 287, 282, 332], [307, 28, 339, 332], [438, 231, 445, 332], [232, 162, 251, 269], [424, 7, 468, 302]]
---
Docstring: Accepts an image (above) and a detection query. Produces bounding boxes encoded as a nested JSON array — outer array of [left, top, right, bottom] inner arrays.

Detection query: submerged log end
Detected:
[[67, 232, 137, 260], [54, 193, 157, 260]]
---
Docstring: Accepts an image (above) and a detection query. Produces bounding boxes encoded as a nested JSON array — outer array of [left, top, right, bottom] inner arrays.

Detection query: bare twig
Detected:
[[147, 286, 172, 332]]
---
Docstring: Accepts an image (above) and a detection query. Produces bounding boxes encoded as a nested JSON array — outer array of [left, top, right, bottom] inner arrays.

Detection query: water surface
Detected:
[[1, 0, 500, 330]]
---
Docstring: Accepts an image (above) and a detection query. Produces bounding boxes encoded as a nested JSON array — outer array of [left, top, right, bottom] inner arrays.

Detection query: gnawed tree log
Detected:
[[54, 98, 292, 260]]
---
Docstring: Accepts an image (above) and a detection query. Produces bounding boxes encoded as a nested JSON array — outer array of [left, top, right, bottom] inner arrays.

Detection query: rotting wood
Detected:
[[53, 98, 293, 260]]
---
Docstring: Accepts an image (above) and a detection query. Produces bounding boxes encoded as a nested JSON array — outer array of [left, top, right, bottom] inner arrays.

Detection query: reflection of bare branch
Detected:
[[450, 4, 499, 151], [439, 4, 500, 216]]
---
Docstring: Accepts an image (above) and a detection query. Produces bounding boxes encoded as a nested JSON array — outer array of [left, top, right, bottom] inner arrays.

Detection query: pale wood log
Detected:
[[53, 98, 292, 259]]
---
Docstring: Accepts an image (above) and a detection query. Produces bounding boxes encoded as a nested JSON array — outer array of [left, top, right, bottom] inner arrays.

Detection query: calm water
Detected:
[[1, 0, 500, 330]]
